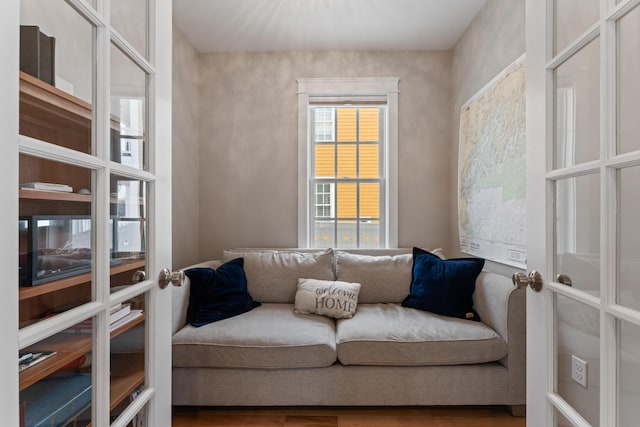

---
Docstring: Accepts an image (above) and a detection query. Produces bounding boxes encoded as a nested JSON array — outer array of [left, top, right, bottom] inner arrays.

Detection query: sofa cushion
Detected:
[[336, 304, 507, 366], [335, 249, 444, 304], [172, 303, 337, 369], [222, 249, 334, 303], [402, 247, 484, 321], [295, 278, 361, 319], [184, 259, 261, 327]]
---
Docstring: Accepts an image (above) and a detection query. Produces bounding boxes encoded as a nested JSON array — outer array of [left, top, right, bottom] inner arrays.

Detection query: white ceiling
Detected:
[[172, 0, 487, 53]]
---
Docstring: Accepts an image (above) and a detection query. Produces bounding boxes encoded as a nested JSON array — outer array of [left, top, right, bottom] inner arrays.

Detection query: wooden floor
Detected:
[[172, 406, 526, 426]]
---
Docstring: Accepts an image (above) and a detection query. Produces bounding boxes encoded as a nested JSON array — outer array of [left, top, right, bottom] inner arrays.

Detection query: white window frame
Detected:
[[297, 77, 399, 248]]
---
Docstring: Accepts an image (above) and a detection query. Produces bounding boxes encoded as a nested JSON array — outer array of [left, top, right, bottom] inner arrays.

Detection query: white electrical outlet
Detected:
[[571, 355, 588, 388]]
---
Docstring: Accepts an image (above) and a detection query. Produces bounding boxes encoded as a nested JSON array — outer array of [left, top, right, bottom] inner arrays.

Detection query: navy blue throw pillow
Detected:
[[401, 247, 484, 321], [185, 258, 261, 327]]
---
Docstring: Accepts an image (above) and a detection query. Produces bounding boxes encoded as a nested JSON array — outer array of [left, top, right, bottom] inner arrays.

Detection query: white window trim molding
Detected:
[[297, 77, 399, 248]]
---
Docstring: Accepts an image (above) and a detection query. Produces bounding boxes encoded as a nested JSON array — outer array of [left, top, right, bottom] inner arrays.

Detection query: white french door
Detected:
[[527, 0, 640, 425], [0, 0, 172, 425]]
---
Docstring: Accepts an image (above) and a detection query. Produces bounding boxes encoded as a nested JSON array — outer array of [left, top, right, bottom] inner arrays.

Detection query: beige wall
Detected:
[[449, 0, 526, 275], [197, 51, 452, 260], [172, 25, 201, 269]]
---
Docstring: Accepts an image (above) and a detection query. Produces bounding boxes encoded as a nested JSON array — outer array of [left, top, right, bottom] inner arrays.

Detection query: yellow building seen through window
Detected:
[[312, 106, 384, 248]]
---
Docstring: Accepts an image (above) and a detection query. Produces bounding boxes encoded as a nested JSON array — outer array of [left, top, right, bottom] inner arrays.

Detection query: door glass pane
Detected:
[[554, 38, 600, 168], [617, 6, 640, 155], [110, 176, 147, 284], [110, 305, 146, 422], [20, 323, 95, 426], [555, 294, 600, 426], [111, 0, 148, 59], [619, 166, 640, 311], [111, 44, 148, 171], [554, 0, 599, 54], [20, 1, 94, 153], [555, 174, 600, 295], [619, 320, 640, 427], [19, 156, 95, 327], [555, 408, 575, 426]]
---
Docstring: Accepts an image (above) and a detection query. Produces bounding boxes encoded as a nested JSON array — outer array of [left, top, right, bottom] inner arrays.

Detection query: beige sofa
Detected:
[[171, 248, 525, 414]]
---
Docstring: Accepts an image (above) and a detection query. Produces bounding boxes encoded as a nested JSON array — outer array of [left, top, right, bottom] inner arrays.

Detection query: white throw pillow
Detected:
[[294, 278, 361, 319]]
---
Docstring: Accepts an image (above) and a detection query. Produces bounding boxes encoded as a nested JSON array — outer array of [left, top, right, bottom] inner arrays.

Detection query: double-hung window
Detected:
[[310, 105, 386, 248], [297, 78, 399, 249]]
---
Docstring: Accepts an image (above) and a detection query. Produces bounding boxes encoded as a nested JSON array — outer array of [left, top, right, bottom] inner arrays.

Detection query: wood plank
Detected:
[[171, 407, 527, 427]]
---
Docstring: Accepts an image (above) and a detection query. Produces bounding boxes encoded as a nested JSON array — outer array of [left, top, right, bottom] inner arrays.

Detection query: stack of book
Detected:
[[20, 182, 73, 193], [66, 303, 143, 333], [18, 350, 56, 372]]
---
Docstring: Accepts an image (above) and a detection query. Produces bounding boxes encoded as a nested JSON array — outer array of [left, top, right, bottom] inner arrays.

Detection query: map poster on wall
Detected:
[[458, 54, 527, 269]]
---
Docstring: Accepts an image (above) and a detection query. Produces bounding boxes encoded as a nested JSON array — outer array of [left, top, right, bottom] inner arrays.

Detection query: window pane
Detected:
[[337, 183, 356, 219], [555, 174, 600, 295], [360, 221, 381, 249], [111, 44, 148, 170], [555, 408, 574, 427], [359, 107, 379, 141], [337, 145, 357, 178], [555, 294, 600, 426], [313, 220, 335, 248], [314, 107, 334, 142], [111, 316, 146, 421], [619, 166, 640, 311], [337, 108, 356, 142], [554, 38, 600, 168], [618, 6, 640, 155], [20, 326, 94, 426], [337, 220, 357, 249], [314, 183, 332, 218], [315, 145, 335, 178], [619, 320, 640, 426], [20, 1, 94, 154], [359, 144, 379, 178], [555, 0, 599, 54], [111, 0, 148, 59], [359, 183, 379, 219], [110, 175, 147, 269], [19, 156, 95, 327]]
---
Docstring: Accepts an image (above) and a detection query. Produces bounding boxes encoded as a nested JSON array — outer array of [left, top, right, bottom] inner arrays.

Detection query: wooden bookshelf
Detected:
[[19, 259, 146, 301], [110, 352, 145, 410], [18, 65, 148, 424], [19, 313, 146, 391]]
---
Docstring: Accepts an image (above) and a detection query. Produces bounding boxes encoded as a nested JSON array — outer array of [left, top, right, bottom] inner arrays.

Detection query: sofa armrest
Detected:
[[171, 260, 222, 335], [473, 271, 526, 403]]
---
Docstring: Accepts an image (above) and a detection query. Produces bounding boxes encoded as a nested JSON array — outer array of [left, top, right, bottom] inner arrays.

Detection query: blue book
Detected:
[[20, 374, 92, 427]]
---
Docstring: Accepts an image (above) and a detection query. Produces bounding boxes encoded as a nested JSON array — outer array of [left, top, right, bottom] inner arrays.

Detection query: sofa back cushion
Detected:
[[334, 251, 411, 303], [335, 249, 444, 303], [221, 249, 334, 303]]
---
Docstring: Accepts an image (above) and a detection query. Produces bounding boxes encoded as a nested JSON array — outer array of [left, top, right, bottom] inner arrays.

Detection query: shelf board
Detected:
[[19, 333, 92, 390], [19, 259, 146, 301], [19, 188, 92, 202], [110, 352, 145, 411], [19, 313, 146, 392], [20, 71, 120, 130]]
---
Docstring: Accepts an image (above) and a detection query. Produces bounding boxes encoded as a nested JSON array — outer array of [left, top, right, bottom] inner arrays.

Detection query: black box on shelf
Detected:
[[18, 215, 145, 286], [20, 25, 56, 86]]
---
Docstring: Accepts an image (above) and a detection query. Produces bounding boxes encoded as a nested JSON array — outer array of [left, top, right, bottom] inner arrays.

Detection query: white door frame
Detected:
[[527, 0, 640, 426], [0, 0, 172, 425], [0, 1, 21, 425]]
